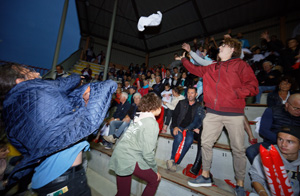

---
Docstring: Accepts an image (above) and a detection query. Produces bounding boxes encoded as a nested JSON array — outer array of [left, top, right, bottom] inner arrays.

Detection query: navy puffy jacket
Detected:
[[3, 74, 117, 183]]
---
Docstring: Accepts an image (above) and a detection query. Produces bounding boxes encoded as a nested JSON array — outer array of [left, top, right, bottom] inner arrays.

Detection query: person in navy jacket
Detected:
[[0, 63, 117, 195]]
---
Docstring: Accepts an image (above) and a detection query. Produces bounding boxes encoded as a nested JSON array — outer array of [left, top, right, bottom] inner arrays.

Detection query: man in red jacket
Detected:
[[179, 38, 258, 196]]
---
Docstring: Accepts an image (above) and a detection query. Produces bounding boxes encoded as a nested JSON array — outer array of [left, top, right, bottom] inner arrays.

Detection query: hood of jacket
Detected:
[[133, 112, 155, 123]]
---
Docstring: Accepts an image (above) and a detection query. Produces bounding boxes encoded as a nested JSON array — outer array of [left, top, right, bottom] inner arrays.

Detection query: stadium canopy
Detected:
[[76, 0, 299, 53]]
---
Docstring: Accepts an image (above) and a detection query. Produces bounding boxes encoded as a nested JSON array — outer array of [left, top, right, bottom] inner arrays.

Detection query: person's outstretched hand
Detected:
[[182, 43, 191, 52]]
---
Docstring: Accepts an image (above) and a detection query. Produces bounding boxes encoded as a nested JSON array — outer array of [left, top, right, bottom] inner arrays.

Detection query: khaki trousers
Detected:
[[201, 113, 246, 180]]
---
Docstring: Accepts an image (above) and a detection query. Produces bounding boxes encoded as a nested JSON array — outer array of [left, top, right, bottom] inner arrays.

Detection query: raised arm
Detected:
[[182, 43, 213, 66], [181, 58, 209, 78]]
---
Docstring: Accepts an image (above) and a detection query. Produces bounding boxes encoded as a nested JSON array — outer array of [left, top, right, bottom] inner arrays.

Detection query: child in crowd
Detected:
[[161, 83, 172, 108], [149, 74, 156, 88], [109, 93, 162, 196]]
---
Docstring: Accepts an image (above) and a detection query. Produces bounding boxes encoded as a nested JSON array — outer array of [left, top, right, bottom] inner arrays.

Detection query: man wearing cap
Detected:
[[249, 126, 300, 196], [246, 93, 300, 164]]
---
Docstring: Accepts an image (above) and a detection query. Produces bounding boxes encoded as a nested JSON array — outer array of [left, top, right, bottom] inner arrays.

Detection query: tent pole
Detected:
[[50, 0, 69, 79], [103, 0, 118, 81]]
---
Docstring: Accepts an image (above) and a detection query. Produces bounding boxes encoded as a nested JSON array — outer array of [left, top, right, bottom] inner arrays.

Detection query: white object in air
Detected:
[[137, 11, 162, 31]]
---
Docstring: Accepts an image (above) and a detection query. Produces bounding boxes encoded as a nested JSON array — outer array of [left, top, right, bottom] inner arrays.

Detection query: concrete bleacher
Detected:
[[86, 103, 268, 195], [88, 140, 235, 196]]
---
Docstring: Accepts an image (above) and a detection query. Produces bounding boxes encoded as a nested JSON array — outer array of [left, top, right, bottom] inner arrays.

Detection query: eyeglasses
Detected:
[[288, 102, 300, 111]]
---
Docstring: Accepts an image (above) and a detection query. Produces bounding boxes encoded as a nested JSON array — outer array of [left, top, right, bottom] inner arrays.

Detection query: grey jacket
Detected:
[[109, 112, 159, 176]]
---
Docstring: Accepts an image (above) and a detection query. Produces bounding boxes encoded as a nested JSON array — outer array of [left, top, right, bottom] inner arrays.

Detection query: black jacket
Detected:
[[171, 99, 201, 129]]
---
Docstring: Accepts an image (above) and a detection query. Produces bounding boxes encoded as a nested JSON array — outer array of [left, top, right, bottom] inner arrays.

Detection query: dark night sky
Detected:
[[0, 0, 81, 69]]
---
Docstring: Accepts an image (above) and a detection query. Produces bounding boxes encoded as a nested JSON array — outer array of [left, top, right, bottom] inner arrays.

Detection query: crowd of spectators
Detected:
[[90, 30, 299, 103], [0, 27, 299, 195], [89, 29, 300, 195]]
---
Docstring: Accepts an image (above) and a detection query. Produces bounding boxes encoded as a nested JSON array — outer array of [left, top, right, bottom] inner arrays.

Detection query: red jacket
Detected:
[[156, 106, 164, 132], [138, 87, 149, 97], [182, 58, 258, 113]]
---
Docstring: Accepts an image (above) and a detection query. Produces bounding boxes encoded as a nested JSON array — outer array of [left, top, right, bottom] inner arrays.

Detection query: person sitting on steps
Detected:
[[166, 87, 204, 172]]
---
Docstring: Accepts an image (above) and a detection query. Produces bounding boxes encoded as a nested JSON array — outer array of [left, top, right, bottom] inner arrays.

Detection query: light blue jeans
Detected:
[[109, 120, 130, 138], [255, 86, 276, 104]]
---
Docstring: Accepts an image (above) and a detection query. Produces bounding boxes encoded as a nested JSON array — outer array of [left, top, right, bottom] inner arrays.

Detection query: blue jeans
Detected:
[[33, 165, 91, 196], [109, 120, 130, 138], [170, 127, 194, 164], [255, 86, 276, 103], [246, 141, 272, 164]]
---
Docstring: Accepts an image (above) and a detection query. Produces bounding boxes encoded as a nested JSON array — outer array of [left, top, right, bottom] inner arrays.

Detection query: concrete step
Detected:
[[155, 134, 253, 191], [87, 143, 236, 196], [244, 104, 267, 121]]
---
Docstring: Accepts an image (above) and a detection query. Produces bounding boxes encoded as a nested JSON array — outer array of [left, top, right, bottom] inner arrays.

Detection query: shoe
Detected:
[[249, 138, 257, 145], [166, 160, 174, 170], [103, 135, 116, 144], [170, 163, 177, 172], [234, 186, 245, 196], [188, 175, 212, 187], [104, 142, 113, 149]]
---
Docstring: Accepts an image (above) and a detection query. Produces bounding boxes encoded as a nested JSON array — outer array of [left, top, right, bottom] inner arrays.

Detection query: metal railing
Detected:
[[43, 49, 82, 79], [0, 60, 50, 76]]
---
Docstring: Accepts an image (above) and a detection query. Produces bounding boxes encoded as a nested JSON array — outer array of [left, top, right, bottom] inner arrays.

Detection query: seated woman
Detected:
[[177, 72, 190, 96], [109, 93, 162, 196], [267, 75, 297, 107], [162, 86, 185, 133], [177, 72, 190, 90]]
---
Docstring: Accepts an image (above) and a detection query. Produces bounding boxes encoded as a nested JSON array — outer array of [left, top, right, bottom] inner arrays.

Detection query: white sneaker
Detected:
[[166, 160, 173, 170], [166, 159, 176, 171], [103, 135, 116, 144]]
